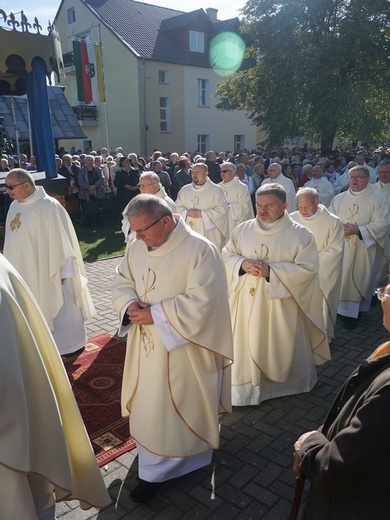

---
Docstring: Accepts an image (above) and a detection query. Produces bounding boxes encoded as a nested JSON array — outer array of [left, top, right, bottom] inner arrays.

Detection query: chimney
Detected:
[[206, 8, 218, 23]]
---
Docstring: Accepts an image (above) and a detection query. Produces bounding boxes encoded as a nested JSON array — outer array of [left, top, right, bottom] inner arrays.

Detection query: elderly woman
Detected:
[[293, 282, 390, 519]]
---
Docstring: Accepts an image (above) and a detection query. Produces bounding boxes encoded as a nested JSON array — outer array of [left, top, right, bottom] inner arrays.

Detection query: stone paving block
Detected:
[[226, 464, 260, 490], [180, 503, 212, 519], [215, 482, 254, 509], [189, 484, 224, 510], [234, 500, 268, 520], [243, 482, 279, 507], [260, 498, 292, 520], [252, 463, 284, 487]]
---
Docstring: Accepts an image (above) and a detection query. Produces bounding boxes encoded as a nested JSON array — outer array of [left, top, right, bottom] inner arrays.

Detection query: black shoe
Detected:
[[337, 314, 357, 330], [130, 478, 163, 503]]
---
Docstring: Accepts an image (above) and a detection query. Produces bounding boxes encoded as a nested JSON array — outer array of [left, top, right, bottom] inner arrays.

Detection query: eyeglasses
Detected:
[[349, 176, 368, 180], [376, 289, 390, 301], [5, 181, 26, 190], [132, 216, 164, 234], [137, 183, 157, 188], [221, 169, 233, 173]]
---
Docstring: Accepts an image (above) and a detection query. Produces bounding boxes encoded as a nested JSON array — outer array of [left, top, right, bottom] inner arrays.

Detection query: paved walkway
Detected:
[[57, 256, 388, 520]]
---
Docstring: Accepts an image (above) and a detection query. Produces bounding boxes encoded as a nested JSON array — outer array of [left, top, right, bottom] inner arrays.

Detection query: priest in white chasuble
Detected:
[[222, 184, 330, 407], [329, 165, 390, 329], [175, 162, 229, 249], [218, 162, 254, 237], [3, 169, 95, 355], [111, 194, 233, 503], [291, 188, 344, 342], [0, 253, 110, 519]]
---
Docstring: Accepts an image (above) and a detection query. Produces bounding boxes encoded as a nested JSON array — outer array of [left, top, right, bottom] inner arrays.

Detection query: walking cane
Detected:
[[289, 471, 306, 520]]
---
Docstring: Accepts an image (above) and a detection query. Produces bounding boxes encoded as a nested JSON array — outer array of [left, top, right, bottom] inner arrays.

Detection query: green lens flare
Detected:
[[209, 32, 246, 77]]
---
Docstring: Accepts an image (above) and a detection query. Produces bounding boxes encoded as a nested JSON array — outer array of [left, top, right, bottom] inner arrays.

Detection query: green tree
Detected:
[[216, 0, 390, 152]]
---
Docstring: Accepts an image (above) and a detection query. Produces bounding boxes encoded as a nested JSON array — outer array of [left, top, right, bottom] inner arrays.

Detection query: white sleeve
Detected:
[[151, 303, 188, 351], [201, 209, 215, 230]]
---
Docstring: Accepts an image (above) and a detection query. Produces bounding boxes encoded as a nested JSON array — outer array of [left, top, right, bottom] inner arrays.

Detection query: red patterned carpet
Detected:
[[64, 333, 136, 466]]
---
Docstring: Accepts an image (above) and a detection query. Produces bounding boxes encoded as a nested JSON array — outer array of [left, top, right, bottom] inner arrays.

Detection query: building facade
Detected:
[[54, 0, 258, 156]]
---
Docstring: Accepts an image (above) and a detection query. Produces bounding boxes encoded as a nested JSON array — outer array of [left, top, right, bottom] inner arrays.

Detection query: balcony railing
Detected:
[[72, 105, 98, 121]]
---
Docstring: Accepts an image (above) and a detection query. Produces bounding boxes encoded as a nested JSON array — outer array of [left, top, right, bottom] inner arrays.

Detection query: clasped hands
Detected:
[[344, 223, 359, 237], [187, 208, 202, 218], [126, 300, 154, 325], [242, 259, 270, 278]]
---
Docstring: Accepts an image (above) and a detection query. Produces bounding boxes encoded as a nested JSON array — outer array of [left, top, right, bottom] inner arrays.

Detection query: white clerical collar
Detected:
[[379, 181, 390, 190], [270, 174, 282, 183], [21, 187, 39, 203], [147, 219, 178, 251], [193, 181, 207, 189], [303, 206, 321, 220], [350, 185, 371, 196], [223, 178, 236, 185], [257, 213, 284, 230]]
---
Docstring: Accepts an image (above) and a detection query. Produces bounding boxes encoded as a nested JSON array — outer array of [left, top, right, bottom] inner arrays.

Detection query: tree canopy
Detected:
[[216, 0, 390, 152]]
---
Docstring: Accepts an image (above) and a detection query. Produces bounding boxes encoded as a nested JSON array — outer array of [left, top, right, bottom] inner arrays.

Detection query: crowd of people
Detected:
[[0, 142, 389, 517]]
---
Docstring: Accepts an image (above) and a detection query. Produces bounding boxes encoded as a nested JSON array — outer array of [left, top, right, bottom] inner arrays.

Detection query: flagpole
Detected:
[[97, 24, 109, 150]]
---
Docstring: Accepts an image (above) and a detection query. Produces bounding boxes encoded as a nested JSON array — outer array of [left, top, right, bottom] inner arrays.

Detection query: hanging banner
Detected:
[[73, 40, 105, 102]]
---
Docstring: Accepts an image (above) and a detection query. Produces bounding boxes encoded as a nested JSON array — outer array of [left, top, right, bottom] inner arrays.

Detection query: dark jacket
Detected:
[[299, 350, 390, 519]]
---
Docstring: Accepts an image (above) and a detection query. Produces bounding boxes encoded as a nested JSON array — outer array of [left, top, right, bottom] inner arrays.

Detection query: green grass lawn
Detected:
[[74, 222, 126, 262]]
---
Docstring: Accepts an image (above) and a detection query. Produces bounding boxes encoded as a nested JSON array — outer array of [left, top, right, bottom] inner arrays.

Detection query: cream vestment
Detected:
[[0, 253, 110, 518], [219, 177, 254, 236], [261, 174, 297, 213], [222, 213, 330, 406], [176, 177, 229, 249], [329, 186, 389, 318], [111, 218, 233, 481], [4, 187, 95, 354], [291, 205, 344, 341]]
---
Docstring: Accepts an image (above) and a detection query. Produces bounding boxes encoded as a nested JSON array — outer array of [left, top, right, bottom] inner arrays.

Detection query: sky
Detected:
[[0, 0, 246, 29]]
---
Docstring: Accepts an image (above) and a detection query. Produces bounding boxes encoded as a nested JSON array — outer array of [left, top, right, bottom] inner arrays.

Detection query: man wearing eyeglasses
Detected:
[[112, 194, 233, 503], [329, 165, 390, 329], [219, 162, 254, 236], [3, 168, 96, 355]]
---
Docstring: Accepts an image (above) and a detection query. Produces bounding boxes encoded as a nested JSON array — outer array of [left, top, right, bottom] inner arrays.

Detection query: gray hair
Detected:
[[139, 172, 160, 184], [349, 165, 369, 177], [123, 194, 172, 220], [220, 161, 236, 173], [7, 168, 35, 187], [296, 187, 319, 204], [256, 183, 287, 203]]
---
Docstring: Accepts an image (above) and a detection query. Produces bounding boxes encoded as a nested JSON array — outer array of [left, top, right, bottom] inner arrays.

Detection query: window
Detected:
[[67, 7, 76, 24], [160, 97, 170, 132], [197, 79, 210, 107], [189, 30, 205, 53], [158, 70, 169, 84], [197, 135, 209, 154], [234, 135, 245, 151]]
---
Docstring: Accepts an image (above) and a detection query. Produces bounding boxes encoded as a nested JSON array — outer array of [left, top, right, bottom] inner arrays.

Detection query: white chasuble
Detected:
[[291, 206, 344, 341], [111, 218, 233, 459], [176, 177, 229, 249], [372, 182, 390, 282], [222, 213, 330, 406], [303, 177, 335, 207], [4, 187, 95, 354], [219, 177, 254, 236], [0, 254, 110, 511], [329, 186, 389, 304], [261, 174, 297, 213]]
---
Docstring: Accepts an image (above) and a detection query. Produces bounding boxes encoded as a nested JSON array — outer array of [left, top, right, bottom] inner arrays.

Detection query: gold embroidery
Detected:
[[346, 204, 359, 246], [139, 268, 156, 356], [249, 246, 269, 296], [10, 212, 22, 231]]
